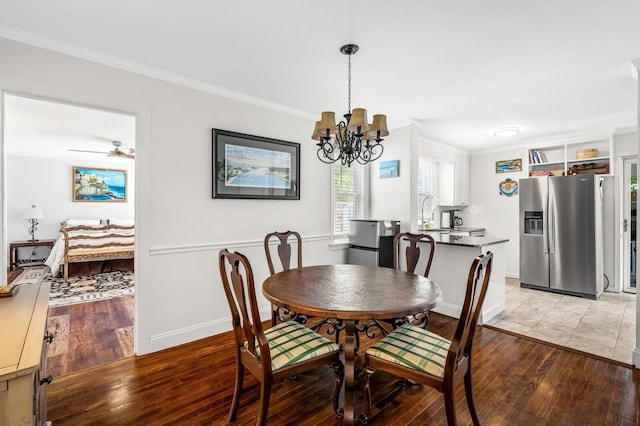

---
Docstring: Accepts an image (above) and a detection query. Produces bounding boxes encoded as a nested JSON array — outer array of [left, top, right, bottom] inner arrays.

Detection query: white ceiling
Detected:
[[4, 94, 136, 162], [1, 0, 639, 154]]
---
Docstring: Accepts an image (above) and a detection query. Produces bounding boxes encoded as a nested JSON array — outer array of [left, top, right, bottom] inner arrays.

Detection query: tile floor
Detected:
[[487, 278, 637, 364]]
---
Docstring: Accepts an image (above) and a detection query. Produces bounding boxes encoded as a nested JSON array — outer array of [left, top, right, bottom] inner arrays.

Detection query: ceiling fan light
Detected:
[[493, 127, 520, 137]]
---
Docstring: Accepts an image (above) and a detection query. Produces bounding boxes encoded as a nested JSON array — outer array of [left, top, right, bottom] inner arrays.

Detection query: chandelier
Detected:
[[312, 44, 389, 167]]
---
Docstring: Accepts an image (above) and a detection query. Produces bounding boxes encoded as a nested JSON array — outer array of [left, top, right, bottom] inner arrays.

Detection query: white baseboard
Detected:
[[431, 302, 461, 320], [431, 301, 504, 325], [633, 348, 640, 369], [144, 307, 271, 354], [480, 302, 505, 324]]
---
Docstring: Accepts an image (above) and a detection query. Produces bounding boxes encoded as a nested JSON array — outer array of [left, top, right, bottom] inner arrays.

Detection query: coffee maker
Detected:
[[442, 209, 463, 229]]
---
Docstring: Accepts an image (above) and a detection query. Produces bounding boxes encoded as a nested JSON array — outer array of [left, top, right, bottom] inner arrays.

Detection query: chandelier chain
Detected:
[[347, 52, 352, 114]]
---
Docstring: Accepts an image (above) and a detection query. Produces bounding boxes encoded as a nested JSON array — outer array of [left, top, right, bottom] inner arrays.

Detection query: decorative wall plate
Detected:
[[499, 177, 518, 196]]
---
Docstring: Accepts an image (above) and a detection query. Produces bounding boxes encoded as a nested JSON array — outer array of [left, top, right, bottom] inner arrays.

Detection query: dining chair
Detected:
[[264, 231, 307, 326], [219, 249, 344, 425], [384, 232, 437, 330], [361, 251, 493, 426]]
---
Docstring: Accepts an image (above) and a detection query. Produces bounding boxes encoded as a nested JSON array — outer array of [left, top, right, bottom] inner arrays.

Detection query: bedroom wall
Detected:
[[7, 155, 135, 244], [0, 36, 344, 355]]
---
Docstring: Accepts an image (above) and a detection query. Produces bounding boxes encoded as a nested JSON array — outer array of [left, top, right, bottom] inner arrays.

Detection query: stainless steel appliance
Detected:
[[347, 219, 400, 267], [441, 209, 463, 229], [519, 174, 604, 299]]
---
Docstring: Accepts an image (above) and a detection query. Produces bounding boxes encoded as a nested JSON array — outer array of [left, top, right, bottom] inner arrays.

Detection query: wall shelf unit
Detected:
[[527, 137, 613, 177]]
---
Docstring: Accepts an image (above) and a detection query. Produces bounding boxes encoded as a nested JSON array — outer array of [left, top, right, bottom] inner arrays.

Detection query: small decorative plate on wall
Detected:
[[499, 177, 518, 196]]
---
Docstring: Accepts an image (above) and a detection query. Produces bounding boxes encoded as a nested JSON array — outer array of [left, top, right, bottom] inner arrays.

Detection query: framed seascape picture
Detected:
[[495, 158, 522, 173], [379, 160, 399, 178], [73, 166, 127, 202], [212, 129, 300, 200]]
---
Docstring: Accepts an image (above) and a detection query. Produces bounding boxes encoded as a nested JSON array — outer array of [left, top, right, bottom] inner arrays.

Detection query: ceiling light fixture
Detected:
[[312, 44, 389, 167], [493, 127, 520, 137]]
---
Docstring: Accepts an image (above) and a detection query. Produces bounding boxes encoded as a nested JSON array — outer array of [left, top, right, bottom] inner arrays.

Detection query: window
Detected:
[[332, 163, 366, 239], [417, 157, 438, 227]]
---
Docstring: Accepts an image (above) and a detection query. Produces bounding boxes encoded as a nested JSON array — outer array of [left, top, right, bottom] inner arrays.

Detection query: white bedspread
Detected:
[[44, 233, 134, 277], [45, 236, 65, 276]]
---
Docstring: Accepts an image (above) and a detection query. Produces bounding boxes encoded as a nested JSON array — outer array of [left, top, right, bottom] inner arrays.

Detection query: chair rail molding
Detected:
[[148, 234, 332, 256]]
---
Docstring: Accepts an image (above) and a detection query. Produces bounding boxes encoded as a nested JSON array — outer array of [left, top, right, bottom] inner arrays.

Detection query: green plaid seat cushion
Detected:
[[366, 323, 450, 378], [249, 321, 340, 371]]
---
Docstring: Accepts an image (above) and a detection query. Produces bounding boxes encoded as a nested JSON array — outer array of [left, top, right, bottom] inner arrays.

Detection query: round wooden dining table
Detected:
[[262, 264, 442, 425]]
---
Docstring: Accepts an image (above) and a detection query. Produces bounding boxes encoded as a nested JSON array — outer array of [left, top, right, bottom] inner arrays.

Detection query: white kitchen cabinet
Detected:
[[454, 154, 470, 205]]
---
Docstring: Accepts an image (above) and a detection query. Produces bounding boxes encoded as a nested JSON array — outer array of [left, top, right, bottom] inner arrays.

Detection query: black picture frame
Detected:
[[212, 129, 300, 200]]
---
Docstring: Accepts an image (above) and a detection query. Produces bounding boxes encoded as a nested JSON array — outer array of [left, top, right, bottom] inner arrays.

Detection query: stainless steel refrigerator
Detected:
[[347, 219, 400, 268], [519, 174, 604, 299]]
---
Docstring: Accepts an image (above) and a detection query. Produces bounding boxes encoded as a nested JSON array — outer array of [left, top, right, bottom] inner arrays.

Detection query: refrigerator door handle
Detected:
[[548, 190, 555, 255]]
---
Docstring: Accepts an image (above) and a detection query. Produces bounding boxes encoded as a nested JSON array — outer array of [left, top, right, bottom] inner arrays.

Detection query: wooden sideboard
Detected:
[[0, 281, 52, 425]]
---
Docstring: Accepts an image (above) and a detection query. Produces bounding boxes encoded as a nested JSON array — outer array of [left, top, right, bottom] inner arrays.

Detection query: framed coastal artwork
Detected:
[[379, 160, 399, 178], [212, 129, 300, 200], [72, 166, 127, 202], [495, 158, 522, 173]]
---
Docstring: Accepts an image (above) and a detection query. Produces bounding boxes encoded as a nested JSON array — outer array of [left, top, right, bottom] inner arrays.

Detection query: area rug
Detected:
[[46, 270, 135, 307], [13, 266, 49, 285]]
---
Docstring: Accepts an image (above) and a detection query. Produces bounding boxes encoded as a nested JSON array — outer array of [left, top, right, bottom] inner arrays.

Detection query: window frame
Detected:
[[331, 162, 369, 242]]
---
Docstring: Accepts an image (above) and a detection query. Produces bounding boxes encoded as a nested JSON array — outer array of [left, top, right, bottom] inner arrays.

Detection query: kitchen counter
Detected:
[[403, 235, 509, 323], [422, 226, 485, 233], [426, 234, 509, 248]]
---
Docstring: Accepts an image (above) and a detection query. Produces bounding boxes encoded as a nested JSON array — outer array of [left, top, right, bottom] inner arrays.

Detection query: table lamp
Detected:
[[21, 204, 44, 242]]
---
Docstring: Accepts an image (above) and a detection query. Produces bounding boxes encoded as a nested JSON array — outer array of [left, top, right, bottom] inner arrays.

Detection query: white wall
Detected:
[[369, 124, 470, 232], [466, 147, 527, 277], [369, 125, 413, 229], [7, 155, 135, 243], [0, 37, 345, 355], [468, 132, 637, 284]]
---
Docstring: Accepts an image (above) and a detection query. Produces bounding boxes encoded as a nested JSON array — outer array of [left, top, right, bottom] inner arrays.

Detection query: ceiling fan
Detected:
[[68, 140, 135, 159]]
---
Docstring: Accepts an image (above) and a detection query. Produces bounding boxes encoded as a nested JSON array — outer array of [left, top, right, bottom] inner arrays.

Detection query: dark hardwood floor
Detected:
[[9, 267, 135, 378], [47, 313, 640, 425], [47, 295, 134, 377]]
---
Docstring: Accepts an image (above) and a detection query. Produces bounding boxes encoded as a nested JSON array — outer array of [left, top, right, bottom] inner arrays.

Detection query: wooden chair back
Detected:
[[219, 249, 271, 372], [446, 251, 493, 378], [393, 232, 436, 277], [264, 231, 302, 275], [220, 249, 344, 424]]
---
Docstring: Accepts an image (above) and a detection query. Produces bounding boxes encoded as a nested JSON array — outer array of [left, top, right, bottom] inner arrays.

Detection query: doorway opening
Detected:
[[3, 93, 137, 376], [623, 156, 637, 294]]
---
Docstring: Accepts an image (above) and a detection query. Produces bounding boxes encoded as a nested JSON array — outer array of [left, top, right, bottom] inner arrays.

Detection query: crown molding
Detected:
[[0, 25, 317, 121]]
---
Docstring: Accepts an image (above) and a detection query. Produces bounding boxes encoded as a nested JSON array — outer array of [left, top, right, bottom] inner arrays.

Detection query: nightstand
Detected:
[[9, 239, 56, 271]]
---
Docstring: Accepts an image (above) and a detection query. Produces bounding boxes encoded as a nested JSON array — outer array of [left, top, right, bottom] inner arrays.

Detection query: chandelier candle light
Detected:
[[312, 44, 389, 167]]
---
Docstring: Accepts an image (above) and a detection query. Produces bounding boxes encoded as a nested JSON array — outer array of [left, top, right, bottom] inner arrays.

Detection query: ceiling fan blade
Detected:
[[68, 149, 109, 154], [109, 148, 135, 159]]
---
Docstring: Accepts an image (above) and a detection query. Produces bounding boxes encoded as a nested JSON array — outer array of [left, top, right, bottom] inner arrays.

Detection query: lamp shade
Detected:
[[22, 205, 44, 219], [311, 121, 323, 141], [317, 111, 337, 134], [347, 108, 370, 134], [369, 114, 389, 137]]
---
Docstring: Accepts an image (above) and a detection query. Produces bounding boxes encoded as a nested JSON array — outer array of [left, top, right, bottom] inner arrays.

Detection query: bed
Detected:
[[45, 218, 135, 280]]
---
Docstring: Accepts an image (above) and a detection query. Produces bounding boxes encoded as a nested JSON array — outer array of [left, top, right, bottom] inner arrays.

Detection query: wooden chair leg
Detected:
[[271, 305, 277, 327], [443, 383, 458, 426], [332, 361, 344, 418], [256, 379, 272, 426], [464, 369, 480, 426], [228, 361, 244, 421], [360, 366, 375, 422]]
